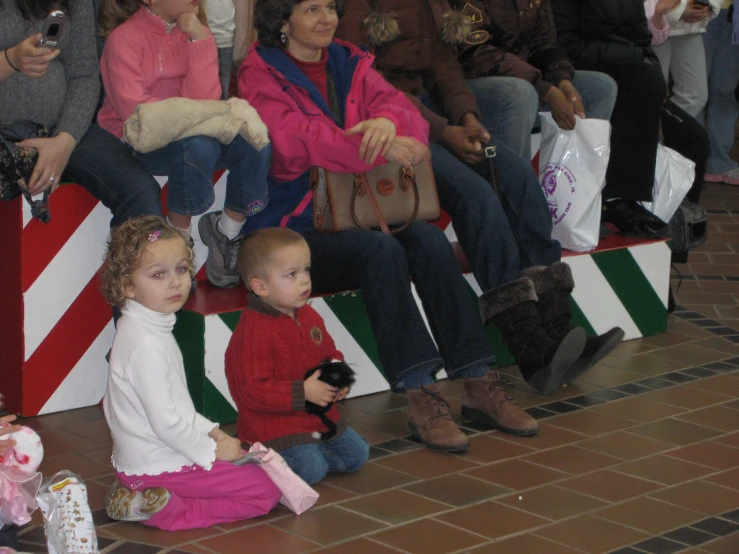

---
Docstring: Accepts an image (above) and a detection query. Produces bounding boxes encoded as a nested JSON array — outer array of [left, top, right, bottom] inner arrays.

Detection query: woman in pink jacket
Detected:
[[237, 0, 543, 455], [97, 0, 271, 289]]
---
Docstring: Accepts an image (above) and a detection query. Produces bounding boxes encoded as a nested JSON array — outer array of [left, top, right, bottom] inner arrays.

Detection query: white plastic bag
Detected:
[[36, 471, 98, 554], [640, 144, 694, 223], [538, 113, 611, 252]]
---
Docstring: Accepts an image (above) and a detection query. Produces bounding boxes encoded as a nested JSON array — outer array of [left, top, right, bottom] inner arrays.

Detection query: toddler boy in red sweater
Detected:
[[225, 227, 369, 485]]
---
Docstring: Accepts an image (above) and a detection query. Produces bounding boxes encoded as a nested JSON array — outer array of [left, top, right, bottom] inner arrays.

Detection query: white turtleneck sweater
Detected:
[[104, 300, 217, 476]]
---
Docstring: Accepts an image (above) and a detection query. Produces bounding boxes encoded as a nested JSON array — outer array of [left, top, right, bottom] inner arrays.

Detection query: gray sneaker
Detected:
[[197, 211, 242, 288]]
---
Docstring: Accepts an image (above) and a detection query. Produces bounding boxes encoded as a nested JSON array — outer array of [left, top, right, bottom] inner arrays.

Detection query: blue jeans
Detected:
[[63, 124, 161, 227], [702, 10, 739, 174], [217, 46, 234, 100], [430, 140, 561, 289], [304, 221, 497, 389], [131, 135, 270, 217], [279, 427, 369, 485], [467, 71, 618, 161]]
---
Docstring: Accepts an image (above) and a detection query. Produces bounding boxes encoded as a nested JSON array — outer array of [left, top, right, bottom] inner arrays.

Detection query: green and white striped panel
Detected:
[[175, 239, 670, 423]]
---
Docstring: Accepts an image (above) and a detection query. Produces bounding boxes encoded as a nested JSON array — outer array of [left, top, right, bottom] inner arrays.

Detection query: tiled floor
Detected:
[[12, 181, 739, 553]]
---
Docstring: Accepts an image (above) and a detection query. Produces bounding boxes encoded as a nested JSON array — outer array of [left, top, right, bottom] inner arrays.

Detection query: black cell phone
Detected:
[[38, 10, 65, 48]]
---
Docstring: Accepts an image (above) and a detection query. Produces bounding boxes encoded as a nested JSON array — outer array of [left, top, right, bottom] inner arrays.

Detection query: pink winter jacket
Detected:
[[237, 40, 429, 183], [98, 7, 221, 139]]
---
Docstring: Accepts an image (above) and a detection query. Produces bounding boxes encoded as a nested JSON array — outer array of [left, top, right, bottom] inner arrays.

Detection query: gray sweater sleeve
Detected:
[[54, 0, 100, 142], [0, 0, 100, 142]]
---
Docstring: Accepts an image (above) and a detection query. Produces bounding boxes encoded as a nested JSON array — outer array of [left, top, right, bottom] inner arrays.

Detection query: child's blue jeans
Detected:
[[279, 427, 369, 485], [130, 135, 270, 218]]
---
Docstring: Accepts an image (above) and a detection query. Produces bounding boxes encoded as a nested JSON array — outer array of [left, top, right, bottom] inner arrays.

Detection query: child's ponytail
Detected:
[[97, 0, 210, 37], [97, 0, 143, 38]]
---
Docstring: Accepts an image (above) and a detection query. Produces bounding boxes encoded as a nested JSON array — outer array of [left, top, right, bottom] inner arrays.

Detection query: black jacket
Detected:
[[551, 0, 659, 70]]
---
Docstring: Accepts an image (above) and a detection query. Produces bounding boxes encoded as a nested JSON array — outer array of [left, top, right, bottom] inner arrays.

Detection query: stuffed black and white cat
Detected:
[[304, 360, 356, 440]]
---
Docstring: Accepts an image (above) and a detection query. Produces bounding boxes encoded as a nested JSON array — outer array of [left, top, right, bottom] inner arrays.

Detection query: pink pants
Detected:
[[116, 461, 281, 531]]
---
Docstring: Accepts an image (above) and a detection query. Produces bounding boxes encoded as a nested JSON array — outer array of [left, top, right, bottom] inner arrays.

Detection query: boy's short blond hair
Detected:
[[238, 227, 308, 288]]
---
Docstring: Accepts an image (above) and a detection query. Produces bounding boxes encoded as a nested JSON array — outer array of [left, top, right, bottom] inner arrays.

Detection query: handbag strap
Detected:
[[349, 166, 420, 235], [351, 173, 391, 234], [484, 145, 500, 198]]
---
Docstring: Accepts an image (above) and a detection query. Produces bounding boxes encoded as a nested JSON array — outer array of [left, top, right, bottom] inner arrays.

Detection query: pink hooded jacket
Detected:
[[238, 39, 429, 183]]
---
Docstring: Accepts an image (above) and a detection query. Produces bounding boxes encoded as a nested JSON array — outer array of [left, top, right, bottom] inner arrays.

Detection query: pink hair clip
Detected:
[[147, 229, 161, 242]]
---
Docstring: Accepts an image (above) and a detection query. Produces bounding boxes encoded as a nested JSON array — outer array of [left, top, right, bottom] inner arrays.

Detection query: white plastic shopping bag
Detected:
[[538, 113, 611, 252], [640, 144, 694, 223]]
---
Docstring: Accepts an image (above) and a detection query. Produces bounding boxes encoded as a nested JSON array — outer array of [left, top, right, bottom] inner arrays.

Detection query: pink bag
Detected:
[[246, 442, 319, 515]]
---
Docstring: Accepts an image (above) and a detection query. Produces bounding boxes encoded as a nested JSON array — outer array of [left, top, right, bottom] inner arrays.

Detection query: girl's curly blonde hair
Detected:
[[100, 215, 195, 308]]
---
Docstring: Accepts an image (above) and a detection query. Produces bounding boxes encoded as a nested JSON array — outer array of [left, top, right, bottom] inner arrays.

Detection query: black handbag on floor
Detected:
[[0, 121, 51, 222], [669, 200, 707, 255]]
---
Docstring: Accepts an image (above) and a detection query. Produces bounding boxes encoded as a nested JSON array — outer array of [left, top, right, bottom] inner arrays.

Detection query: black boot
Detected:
[[522, 262, 625, 385], [480, 277, 586, 395]]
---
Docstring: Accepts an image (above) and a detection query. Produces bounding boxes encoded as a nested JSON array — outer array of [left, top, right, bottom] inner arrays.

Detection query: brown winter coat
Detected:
[[335, 0, 480, 141], [450, 0, 575, 101]]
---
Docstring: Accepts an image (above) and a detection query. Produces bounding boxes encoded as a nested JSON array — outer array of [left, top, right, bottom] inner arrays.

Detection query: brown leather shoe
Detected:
[[407, 384, 470, 453], [461, 371, 539, 437]]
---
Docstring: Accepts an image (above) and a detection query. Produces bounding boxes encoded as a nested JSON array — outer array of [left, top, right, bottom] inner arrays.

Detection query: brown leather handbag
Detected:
[[309, 159, 440, 235]]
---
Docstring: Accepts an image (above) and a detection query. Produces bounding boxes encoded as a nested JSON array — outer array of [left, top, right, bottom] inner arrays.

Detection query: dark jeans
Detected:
[[661, 101, 708, 204], [429, 140, 561, 290], [62, 124, 162, 227], [304, 221, 497, 389], [595, 61, 665, 201], [131, 135, 270, 218]]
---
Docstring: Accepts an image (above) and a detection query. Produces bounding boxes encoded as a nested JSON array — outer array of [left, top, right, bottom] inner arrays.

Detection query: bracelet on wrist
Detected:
[[4, 49, 20, 72]]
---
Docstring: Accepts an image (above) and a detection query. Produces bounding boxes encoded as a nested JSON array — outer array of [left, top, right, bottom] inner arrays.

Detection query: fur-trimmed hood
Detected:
[[333, 0, 482, 142], [363, 4, 470, 46]]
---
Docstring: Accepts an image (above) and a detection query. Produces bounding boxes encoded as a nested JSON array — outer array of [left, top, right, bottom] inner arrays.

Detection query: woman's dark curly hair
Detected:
[[254, 0, 345, 48]]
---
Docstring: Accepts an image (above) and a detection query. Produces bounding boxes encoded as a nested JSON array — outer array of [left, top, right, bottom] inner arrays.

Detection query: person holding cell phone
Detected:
[[645, 0, 721, 117], [0, 0, 161, 227]]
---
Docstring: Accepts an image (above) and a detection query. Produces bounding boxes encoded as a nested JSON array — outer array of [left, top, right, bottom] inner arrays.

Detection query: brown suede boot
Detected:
[[407, 384, 470, 453], [480, 277, 585, 395], [461, 370, 539, 436], [523, 262, 625, 385]]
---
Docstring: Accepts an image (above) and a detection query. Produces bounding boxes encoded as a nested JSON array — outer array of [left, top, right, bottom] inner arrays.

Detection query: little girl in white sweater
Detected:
[[100, 216, 280, 531]]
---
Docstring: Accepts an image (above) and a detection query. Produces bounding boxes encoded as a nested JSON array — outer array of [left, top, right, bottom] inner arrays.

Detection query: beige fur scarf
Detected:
[[363, 9, 471, 46], [123, 97, 270, 154]]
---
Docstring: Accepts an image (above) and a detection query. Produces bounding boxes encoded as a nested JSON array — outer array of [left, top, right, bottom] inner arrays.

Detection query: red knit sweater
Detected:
[[225, 294, 345, 450]]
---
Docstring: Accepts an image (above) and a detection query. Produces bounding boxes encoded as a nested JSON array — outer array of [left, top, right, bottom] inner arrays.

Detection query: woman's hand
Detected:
[[0, 414, 21, 458], [214, 434, 242, 462], [16, 132, 76, 195], [385, 137, 429, 167], [345, 117, 397, 164], [681, 4, 710, 23], [6, 34, 60, 78], [654, 0, 680, 16], [546, 85, 578, 130], [177, 13, 209, 41]]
